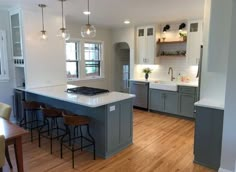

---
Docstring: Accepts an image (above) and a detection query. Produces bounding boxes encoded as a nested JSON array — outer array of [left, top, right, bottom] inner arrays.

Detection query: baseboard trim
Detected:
[[218, 167, 233, 172]]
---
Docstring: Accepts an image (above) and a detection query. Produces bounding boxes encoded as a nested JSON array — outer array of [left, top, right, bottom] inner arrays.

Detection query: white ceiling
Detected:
[[0, 0, 205, 28]]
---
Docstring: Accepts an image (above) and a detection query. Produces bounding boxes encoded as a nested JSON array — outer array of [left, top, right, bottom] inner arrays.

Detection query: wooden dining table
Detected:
[[0, 118, 28, 172]]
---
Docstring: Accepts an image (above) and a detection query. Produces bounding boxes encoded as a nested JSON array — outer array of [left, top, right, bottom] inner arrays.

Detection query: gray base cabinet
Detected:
[[178, 86, 196, 118], [149, 86, 197, 118], [13, 89, 25, 123], [194, 106, 224, 170], [149, 89, 178, 115]]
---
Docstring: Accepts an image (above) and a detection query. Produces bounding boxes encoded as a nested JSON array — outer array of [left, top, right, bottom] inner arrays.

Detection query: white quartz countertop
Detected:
[[130, 79, 198, 87], [24, 85, 135, 108], [194, 99, 224, 110]]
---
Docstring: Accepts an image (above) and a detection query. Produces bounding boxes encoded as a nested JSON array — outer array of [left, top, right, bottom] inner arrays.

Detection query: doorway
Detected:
[[114, 42, 130, 93]]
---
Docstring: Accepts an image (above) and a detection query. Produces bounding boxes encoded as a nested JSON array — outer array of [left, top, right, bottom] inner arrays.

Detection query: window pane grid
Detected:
[[66, 42, 80, 79]]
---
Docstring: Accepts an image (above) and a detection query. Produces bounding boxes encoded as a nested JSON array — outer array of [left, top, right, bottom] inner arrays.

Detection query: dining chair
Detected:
[[0, 102, 13, 169], [0, 135, 5, 172]]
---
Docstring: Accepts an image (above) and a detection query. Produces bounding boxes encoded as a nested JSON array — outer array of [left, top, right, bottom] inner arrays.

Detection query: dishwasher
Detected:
[[129, 81, 149, 109]]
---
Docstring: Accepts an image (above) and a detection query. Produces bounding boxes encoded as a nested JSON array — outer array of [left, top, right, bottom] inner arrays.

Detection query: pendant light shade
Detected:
[[38, 4, 47, 40], [81, 24, 96, 38], [81, 0, 96, 38], [58, 0, 70, 40]]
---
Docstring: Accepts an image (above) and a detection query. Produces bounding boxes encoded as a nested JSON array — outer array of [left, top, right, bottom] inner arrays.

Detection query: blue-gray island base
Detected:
[[26, 92, 134, 159]]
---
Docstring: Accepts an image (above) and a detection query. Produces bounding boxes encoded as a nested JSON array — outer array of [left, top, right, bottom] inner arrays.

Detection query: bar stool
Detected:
[[60, 111, 96, 168], [20, 101, 45, 142], [38, 107, 66, 154]]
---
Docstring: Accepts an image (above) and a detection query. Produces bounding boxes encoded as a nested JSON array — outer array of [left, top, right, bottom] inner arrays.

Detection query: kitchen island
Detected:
[[20, 84, 135, 158]]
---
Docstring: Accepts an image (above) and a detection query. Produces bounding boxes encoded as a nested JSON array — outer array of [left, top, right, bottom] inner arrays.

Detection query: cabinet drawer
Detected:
[[179, 86, 196, 94]]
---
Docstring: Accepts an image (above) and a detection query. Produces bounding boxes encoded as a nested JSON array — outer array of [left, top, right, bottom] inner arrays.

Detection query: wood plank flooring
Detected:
[[3, 109, 215, 172]]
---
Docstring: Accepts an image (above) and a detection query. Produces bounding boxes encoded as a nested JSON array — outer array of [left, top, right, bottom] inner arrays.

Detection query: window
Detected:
[[84, 42, 102, 77], [66, 41, 80, 79], [65, 40, 103, 80], [0, 30, 9, 80]]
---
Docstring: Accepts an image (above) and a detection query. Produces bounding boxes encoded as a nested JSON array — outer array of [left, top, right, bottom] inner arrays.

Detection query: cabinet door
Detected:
[[130, 81, 148, 108], [194, 107, 224, 169], [146, 26, 155, 64], [179, 94, 195, 118], [186, 20, 202, 65], [136, 27, 146, 64], [107, 103, 120, 152], [164, 91, 178, 114], [10, 10, 23, 59], [149, 89, 164, 112], [120, 100, 133, 145]]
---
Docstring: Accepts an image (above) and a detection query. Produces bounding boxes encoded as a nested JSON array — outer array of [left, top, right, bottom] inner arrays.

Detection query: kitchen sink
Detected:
[[149, 80, 178, 91]]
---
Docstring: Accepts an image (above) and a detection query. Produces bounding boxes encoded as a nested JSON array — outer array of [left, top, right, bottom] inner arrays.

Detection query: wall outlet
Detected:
[[109, 105, 115, 112]]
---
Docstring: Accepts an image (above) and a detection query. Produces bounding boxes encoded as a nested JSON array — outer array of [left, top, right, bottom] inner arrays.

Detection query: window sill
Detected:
[[67, 77, 105, 82]]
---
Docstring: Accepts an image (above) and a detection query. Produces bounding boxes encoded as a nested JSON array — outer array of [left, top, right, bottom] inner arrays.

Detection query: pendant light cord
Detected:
[[41, 6, 45, 31], [88, 0, 90, 24], [61, 0, 65, 28]]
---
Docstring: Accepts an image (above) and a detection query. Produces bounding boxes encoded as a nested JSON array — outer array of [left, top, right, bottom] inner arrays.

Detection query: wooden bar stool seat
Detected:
[[38, 108, 66, 154], [20, 101, 45, 142], [60, 111, 96, 168]]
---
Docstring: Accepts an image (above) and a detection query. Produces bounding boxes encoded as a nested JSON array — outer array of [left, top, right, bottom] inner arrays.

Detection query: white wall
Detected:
[[220, 0, 236, 171], [66, 20, 113, 90], [22, 10, 67, 89], [199, 0, 228, 104], [0, 10, 14, 106], [111, 27, 135, 90]]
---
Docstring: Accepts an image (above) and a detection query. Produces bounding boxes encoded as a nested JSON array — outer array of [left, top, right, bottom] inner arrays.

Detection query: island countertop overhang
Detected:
[[22, 84, 135, 108]]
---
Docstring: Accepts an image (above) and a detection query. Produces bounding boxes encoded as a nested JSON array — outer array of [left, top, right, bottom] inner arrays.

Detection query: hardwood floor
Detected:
[[3, 109, 215, 172]]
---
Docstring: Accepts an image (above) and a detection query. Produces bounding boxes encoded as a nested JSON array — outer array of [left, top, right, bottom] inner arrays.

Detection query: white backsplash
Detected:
[[134, 56, 199, 82]]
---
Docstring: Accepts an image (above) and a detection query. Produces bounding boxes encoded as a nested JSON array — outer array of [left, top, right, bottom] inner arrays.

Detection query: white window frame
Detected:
[[65, 39, 81, 81], [0, 30, 9, 81], [82, 40, 104, 80], [65, 39, 104, 81]]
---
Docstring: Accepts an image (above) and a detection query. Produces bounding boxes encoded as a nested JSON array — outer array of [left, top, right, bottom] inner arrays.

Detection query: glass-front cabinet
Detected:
[[10, 9, 24, 67]]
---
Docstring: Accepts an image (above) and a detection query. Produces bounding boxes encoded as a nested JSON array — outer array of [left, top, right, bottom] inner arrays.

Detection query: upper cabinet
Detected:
[[136, 26, 156, 64], [186, 20, 203, 65], [9, 9, 24, 67]]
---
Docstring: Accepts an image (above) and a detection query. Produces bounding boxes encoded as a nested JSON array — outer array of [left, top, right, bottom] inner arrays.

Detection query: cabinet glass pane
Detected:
[[11, 14, 22, 57], [11, 14, 20, 27], [138, 29, 144, 37], [190, 23, 198, 32], [147, 28, 153, 36]]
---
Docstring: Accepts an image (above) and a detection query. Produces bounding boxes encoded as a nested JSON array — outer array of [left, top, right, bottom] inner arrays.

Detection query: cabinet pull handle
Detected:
[[133, 82, 147, 86]]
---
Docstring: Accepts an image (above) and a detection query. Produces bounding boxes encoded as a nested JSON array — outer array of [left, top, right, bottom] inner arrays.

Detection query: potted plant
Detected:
[[143, 67, 152, 80], [179, 32, 187, 41]]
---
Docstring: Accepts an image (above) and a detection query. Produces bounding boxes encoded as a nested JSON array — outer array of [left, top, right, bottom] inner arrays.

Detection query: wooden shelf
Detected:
[[157, 40, 187, 44]]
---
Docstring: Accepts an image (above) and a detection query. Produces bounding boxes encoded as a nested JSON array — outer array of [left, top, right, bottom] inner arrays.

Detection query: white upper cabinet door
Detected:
[[136, 27, 146, 64], [136, 26, 156, 64], [146, 27, 155, 64], [9, 9, 25, 67], [186, 20, 203, 66]]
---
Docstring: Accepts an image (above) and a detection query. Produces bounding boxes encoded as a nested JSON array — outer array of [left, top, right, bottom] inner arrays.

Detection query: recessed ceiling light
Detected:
[[83, 11, 91, 15], [124, 20, 130, 24]]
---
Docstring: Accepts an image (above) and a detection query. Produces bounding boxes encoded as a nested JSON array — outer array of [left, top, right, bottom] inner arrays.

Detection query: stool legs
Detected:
[[86, 124, 96, 160]]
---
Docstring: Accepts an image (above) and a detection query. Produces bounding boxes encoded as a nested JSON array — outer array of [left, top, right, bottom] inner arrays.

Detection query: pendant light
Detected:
[[81, 0, 96, 38], [58, 0, 70, 40], [38, 4, 47, 40]]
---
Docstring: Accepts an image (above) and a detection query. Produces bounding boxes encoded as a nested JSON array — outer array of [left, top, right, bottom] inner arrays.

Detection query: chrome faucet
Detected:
[[168, 67, 175, 81]]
